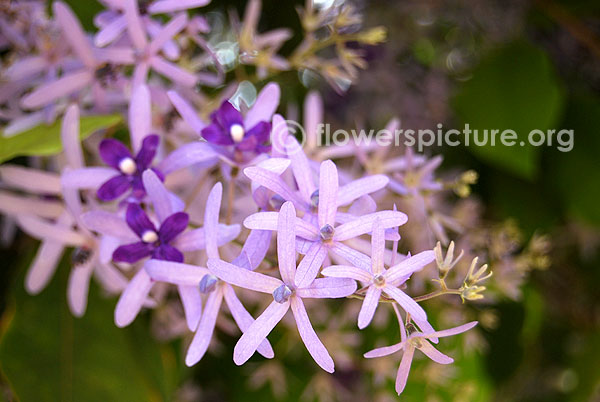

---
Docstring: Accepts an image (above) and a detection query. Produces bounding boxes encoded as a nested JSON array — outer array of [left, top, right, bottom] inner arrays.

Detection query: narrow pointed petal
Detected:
[[294, 242, 327, 288], [418, 340, 454, 364], [125, 203, 156, 237], [145, 260, 208, 285], [303, 91, 322, 150], [204, 182, 222, 259], [148, 0, 211, 14], [16, 215, 86, 246], [422, 321, 478, 339], [136, 135, 160, 170], [115, 269, 153, 327], [149, 13, 188, 55], [81, 211, 137, 240], [123, 0, 148, 49], [296, 277, 356, 298], [53, 2, 95, 67], [178, 285, 203, 331], [129, 85, 151, 153], [329, 242, 372, 272], [61, 104, 84, 168], [185, 285, 224, 366], [385, 250, 435, 285], [333, 210, 408, 242], [287, 137, 316, 200], [244, 166, 304, 206], [290, 297, 334, 373], [383, 286, 427, 321], [25, 241, 64, 294], [166, 90, 206, 134], [21, 70, 92, 109], [371, 219, 385, 275], [207, 259, 281, 293], [67, 251, 96, 317], [357, 286, 381, 329], [151, 57, 197, 87], [0, 192, 63, 219], [94, 14, 127, 47], [223, 284, 274, 358], [337, 175, 389, 206], [0, 165, 61, 194], [143, 169, 174, 222], [231, 229, 271, 271], [318, 160, 338, 228], [277, 201, 297, 284], [395, 346, 415, 394], [173, 224, 240, 252], [158, 213, 188, 243], [113, 242, 154, 263], [158, 142, 216, 174], [234, 300, 289, 365], [244, 82, 280, 129], [364, 341, 405, 358], [321, 265, 372, 282]]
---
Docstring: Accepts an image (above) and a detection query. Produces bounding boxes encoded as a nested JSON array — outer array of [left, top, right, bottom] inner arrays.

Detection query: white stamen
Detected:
[[230, 124, 245, 143], [118, 157, 137, 175], [141, 230, 158, 243]]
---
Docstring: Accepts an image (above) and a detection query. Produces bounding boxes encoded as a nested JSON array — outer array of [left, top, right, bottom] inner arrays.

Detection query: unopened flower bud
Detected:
[[199, 274, 218, 293]]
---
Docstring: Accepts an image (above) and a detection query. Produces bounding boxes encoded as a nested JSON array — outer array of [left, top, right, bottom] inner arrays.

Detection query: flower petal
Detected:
[[186, 285, 224, 366], [158, 141, 216, 174], [21, 70, 92, 109], [363, 341, 405, 358], [97, 174, 130, 201], [321, 265, 372, 282], [113, 242, 154, 263], [81, 211, 137, 240], [152, 243, 184, 262], [223, 284, 274, 358], [230, 229, 271, 271], [244, 82, 280, 129], [125, 202, 156, 237], [145, 260, 208, 286], [385, 250, 435, 286], [166, 90, 206, 134], [234, 300, 289, 365], [0, 165, 61, 195], [290, 297, 334, 373], [178, 284, 203, 331], [207, 259, 281, 293], [294, 242, 327, 288], [62, 167, 119, 190], [53, 2, 96, 67], [67, 249, 96, 317], [318, 160, 338, 228], [136, 135, 160, 170], [204, 182, 222, 259], [148, 0, 211, 14], [277, 201, 297, 284], [333, 210, 408, 242], [115, 268, 154, 327], [129, 85, 152, 153], [418, 340, 454, 364], [16, 215, 86, 246], [337, 175, 389, 206], [328, 242, 372, 272], [25, 240, 64, 294], [383, 286, 427, 321], [61, 104, 84, 169], [421, 321, 478, 340], [371, 218, 385, 275], [357, 286, 381, 329], [296, 277, 357, 299], [244, 166, 304, 206], [99, 138, 132, 169], [395, 346, 415, 394]]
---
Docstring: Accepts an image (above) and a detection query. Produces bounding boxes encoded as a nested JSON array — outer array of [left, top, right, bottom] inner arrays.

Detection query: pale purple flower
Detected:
[[322, 219, 435, 329], [21, 2, 131, 111], [121, 2, 197, 87], [208, 201, 357, 372], [244, 160, 406, 284], [145, 182, 273, 365], [364, 317, 478, 394]]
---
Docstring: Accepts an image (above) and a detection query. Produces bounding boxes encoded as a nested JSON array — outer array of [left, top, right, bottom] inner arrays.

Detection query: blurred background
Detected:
[[1, 0, 599, 401]]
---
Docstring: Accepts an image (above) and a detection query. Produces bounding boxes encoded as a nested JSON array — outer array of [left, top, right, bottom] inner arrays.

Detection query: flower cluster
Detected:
[[0, 0, 505, 397]]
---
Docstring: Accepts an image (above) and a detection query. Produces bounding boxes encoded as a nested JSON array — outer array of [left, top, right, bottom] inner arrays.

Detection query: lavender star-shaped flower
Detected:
[[322, 219, 435, 329], [364, 314, 478, 395], [208, 201, 357, 372], [96, 134, 162, 201]]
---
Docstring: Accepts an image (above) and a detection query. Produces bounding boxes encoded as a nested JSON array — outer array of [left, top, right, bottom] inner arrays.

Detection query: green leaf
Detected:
[[0, 114, 122, 163], [0, 255, 180, 402], [452, 40, 564, 180]]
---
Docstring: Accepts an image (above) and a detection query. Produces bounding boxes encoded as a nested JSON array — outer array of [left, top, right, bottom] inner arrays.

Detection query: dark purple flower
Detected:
[[97, 134, 163, 201], [201, 101, 272, 154], [112, 203, 188, 264]]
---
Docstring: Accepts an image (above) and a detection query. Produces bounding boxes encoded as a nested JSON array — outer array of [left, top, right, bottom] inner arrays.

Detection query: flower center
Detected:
[[320, 224, 335, 241], [272, 284, 293, 303], [230, 124, 245, 143], [409, 337, 423, 348], [118, 157, 137, 175], [310, 189, 319, 207], [141, 230, 158, 243], [199, 274, 218, 293], [373, 274, 386, 288]]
